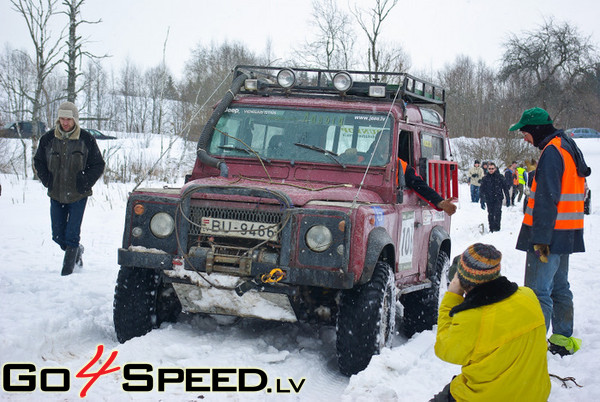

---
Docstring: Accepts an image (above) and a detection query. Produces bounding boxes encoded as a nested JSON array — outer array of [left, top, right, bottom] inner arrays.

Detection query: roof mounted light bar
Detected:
[[234, 65, 447, 111]]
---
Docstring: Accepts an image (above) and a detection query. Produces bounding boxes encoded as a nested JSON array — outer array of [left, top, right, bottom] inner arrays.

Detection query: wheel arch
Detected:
[[358, 227, 395, 285], [427, 225, 451, 279]]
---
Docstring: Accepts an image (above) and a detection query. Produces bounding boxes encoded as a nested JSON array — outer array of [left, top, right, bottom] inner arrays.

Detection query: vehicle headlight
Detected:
[[150, 212, 175, 238], [305, 225, 333, 252]]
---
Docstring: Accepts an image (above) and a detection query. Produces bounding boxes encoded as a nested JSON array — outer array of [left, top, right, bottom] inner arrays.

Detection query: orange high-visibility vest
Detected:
[[397, 158, 408, 187], [523, 137, 585, 230]]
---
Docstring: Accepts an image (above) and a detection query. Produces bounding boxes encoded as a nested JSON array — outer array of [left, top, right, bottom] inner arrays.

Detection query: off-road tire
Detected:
[[400, 250, 449, 338], [113, 266, 182, 343], [336, 261, 396, 376]]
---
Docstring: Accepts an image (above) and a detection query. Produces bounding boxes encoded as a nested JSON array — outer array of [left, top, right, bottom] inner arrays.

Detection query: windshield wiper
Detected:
[[293, 142, 344, 167]]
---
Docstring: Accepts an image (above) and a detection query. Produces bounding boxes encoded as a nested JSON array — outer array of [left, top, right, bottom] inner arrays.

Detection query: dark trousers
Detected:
[[430, 381, 456, 402], [50, 197, 87, 250], [470, 185, 480, 202], [503, 186, 511, 206], [516, 184, 524, 202], [486, 200, 502, 232]]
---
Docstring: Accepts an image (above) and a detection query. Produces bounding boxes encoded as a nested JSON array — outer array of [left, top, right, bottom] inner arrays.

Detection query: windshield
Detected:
[[208, 107, 393, 166]]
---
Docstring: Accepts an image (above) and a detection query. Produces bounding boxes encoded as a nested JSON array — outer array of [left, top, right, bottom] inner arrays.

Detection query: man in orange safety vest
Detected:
[[509, 107, 591, 357]]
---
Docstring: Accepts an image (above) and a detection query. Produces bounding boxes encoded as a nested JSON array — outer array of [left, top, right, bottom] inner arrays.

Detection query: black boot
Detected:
[[62, 247, 78, 276], [75, 244, 84, 267]]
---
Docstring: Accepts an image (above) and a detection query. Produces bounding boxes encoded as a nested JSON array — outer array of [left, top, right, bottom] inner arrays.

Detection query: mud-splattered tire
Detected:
[[401, 251, 449, 338], [113, 266, 181, 343], [336, 261, 396, 376]]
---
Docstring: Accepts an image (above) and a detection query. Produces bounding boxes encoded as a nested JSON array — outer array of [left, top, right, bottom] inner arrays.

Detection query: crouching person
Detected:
[[33, 102, 105, 276], [431, 243, 550, 402]]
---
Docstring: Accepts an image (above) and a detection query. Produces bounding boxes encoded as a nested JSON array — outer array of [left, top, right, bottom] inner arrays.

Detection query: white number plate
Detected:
[[200, 217, 278, 241]]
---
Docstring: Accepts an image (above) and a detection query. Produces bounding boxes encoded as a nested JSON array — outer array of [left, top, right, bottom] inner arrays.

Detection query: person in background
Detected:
[[503, 161, 518, 206], [510, 107, 591, 356], [33, 102, 106, 276], [431, 243, 550, 402], [479, 161, 489, 210], [479, 162, 504, 232], [515, 163, 528, 203], [467, 160, 484, 203]]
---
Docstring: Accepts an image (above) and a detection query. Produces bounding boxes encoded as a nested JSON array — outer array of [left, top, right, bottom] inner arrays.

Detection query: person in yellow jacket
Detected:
[[431, 243, 550, 402]]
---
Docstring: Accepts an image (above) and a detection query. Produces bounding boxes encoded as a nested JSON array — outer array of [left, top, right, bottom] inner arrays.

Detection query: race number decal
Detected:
[[398, 211, 415, 271]]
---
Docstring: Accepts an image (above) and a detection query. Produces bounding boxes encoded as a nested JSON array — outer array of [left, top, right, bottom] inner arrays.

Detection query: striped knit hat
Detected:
[[457, 243, 502, 287]]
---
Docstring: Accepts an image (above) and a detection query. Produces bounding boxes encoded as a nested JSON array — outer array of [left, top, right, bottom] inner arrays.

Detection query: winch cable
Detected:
[[130, 70, 233, 193], [350, 78, 404, 209]]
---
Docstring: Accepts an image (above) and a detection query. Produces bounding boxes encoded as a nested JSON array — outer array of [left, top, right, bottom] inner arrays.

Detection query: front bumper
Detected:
[[118, 247, 355, 289]]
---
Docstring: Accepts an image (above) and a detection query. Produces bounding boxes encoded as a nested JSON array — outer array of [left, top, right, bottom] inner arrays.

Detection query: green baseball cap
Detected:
[[509, 107, 553, 131]]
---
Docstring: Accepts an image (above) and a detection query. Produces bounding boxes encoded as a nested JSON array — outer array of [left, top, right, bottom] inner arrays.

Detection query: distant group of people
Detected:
[[432, 107, 591, 401], [468, 157, 538, 232]]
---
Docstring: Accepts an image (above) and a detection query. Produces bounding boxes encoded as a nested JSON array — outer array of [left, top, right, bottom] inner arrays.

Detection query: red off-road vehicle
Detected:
[[114, 66, 458, 376]]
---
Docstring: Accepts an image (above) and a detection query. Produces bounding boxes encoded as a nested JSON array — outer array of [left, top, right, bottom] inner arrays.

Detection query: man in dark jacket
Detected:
[[34, 102, 106, 276], [510, 107, 591, 356], [479, 162, 504, 232]]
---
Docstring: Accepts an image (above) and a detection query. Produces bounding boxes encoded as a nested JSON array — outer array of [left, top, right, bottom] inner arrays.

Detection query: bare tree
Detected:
[[10, 0, 65, 151], [0, 45, 35, 123], [182, 41, 262, 140], [499, 18, 597, 121], [61, 0, 106, 103], [295, 0, 356, 70], [351, 0, 398, 74]]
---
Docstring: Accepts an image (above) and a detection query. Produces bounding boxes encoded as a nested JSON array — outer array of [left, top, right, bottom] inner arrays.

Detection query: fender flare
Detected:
[[427, 226, 451, 278], [358, 227, 395, 285]]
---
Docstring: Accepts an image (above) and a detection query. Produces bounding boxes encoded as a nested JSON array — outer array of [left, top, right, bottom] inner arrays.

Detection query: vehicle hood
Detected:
[[182, 176, 383, 207]]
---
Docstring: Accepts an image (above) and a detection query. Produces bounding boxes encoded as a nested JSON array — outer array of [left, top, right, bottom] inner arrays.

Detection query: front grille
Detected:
[[188, 206, 284, 236]]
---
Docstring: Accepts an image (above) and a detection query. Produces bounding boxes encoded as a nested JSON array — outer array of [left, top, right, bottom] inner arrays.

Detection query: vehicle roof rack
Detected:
[[233, 65, 446, 112]]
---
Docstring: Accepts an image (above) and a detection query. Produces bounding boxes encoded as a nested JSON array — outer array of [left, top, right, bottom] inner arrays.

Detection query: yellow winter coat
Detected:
[[435, 283, 550, 402]]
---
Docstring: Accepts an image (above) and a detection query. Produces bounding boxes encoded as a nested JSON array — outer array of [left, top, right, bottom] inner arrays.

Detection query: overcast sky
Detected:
[[1, 0, 599, 79]]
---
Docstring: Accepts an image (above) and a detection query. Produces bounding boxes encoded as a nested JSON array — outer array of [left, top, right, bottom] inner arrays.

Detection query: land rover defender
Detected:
[[113, 65, 458, 376]]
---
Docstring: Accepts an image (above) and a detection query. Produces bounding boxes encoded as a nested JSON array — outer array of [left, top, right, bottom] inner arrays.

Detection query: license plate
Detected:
[[200, 217, 278, 241]]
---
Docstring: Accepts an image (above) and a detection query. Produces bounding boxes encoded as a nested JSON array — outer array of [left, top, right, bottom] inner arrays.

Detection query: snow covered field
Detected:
[[1, 136, 599, 401]]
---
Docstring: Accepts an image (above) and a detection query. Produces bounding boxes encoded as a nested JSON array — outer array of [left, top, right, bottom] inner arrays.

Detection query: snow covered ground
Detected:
[[1, 136, 599, 401]]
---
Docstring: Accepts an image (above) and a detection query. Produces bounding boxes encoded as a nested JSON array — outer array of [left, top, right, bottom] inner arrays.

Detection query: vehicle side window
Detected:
[[398, 130, 412, 165], [420, 132, 444, 160]]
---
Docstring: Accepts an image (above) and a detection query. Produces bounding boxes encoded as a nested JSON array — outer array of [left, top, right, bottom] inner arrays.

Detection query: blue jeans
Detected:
[[50, 197, 87, 250], [524, 251, 573, 337], [470, 185, 480, 202]]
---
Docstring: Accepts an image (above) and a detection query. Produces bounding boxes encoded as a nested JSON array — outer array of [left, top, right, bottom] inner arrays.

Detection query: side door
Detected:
[[394, 130, 429, 282]]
